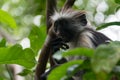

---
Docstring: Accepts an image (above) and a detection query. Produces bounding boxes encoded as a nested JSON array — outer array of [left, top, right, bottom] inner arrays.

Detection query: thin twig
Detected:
[[5, 64, 14, 80]]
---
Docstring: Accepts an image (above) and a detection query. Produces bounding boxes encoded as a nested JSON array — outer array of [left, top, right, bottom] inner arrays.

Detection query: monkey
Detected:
[[43, 7, 111, 80], [35, 0, 111, 80], [51, 8, 110, 47], [49, 6, 111, 61]]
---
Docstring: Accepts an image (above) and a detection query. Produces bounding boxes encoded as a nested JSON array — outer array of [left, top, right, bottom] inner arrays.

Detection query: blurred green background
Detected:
[[0, 0, 120, 80]]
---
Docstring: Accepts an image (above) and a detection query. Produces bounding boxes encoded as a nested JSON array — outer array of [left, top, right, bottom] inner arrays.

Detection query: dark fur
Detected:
[[88, 28, 111, 47]]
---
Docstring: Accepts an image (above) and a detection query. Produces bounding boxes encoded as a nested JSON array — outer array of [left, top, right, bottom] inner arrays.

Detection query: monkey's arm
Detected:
[[35, 28, 69, 80], [34, 26, 57, 80], [35, 36, 53, 80]]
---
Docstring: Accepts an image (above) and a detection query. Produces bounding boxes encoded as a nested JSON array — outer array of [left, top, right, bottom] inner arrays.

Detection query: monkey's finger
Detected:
[[53, 46, 60, 52], [61, 42, 69, 49], [52, 37, 63, 42], [61, 46, 68, 50], [51, 39, 65, 47], [51, 38, 63, 46]]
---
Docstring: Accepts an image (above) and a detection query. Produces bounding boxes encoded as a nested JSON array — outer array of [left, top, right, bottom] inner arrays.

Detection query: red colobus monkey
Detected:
[[35, 0, 111, 80], [48, 0, 111, 59]]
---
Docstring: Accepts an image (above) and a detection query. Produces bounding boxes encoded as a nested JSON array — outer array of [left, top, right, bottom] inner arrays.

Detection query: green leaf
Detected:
[[66, 64, 80, 77], [0, 77, 5, 80], [0, 38, 6, 47], [115, 6, 120, 12], [48, 60, 83, 80], [0, 9, 17, 29], [105, 0, 118, 15], [91, 41, 120, 80], [0, 44, 36, 69], [83, 72, 96, 80], [18, 69, 32, 76], [66, 60, 91, 78], [97, 22, 120, 30], [115, 0, 120, 4], [63, 48, 94, 58], [29, 26, 46, 55]]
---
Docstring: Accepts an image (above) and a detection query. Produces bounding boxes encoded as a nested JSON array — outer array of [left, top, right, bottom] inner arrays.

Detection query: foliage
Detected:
[[115, 0, 120, 4], [28, 26, 46, 55], [0, 9, 17, 29], [97, 22, 120, 30], [48, 41, 120, 80], [0, 43, 36, 69], [18, 69, 33, 76], [0, 0, 120, 80], [63, 48, 94, 58], [48, 60, 83, 80]]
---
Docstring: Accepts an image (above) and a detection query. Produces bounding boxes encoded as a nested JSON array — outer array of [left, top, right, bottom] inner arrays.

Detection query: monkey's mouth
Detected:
[[56, 31, 71, 42], [57, 34, 67, 42], [62, 37, 69, 42], [60, 35, 70, 43]]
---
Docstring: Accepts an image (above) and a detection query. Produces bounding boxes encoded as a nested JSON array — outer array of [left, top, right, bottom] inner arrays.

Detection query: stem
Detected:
[[5, 64, 14, 80]]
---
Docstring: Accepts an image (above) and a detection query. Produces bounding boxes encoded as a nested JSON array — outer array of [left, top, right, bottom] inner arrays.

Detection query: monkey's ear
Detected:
[[74, 13, 87, 26]]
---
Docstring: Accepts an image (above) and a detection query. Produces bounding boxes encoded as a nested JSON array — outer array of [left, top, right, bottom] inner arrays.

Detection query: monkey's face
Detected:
[[53, 18, 79, 42], [52, 12, 87, 42]]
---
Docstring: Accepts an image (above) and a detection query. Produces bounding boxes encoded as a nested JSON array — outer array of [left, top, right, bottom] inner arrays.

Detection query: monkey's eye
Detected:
[[54, 21, 58, 32], [54, 26, 57, 32]]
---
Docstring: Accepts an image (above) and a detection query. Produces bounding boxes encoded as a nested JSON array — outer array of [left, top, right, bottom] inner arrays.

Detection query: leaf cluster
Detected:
[[48, 41, 120, 80]]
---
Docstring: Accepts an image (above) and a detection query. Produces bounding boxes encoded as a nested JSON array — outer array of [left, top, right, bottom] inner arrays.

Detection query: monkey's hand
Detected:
[[51, 37, 69, 53], [47, 27, 69, 53]]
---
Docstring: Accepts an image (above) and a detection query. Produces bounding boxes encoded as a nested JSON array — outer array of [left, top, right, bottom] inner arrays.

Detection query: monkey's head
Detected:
[[51, 10, 88, 42]]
